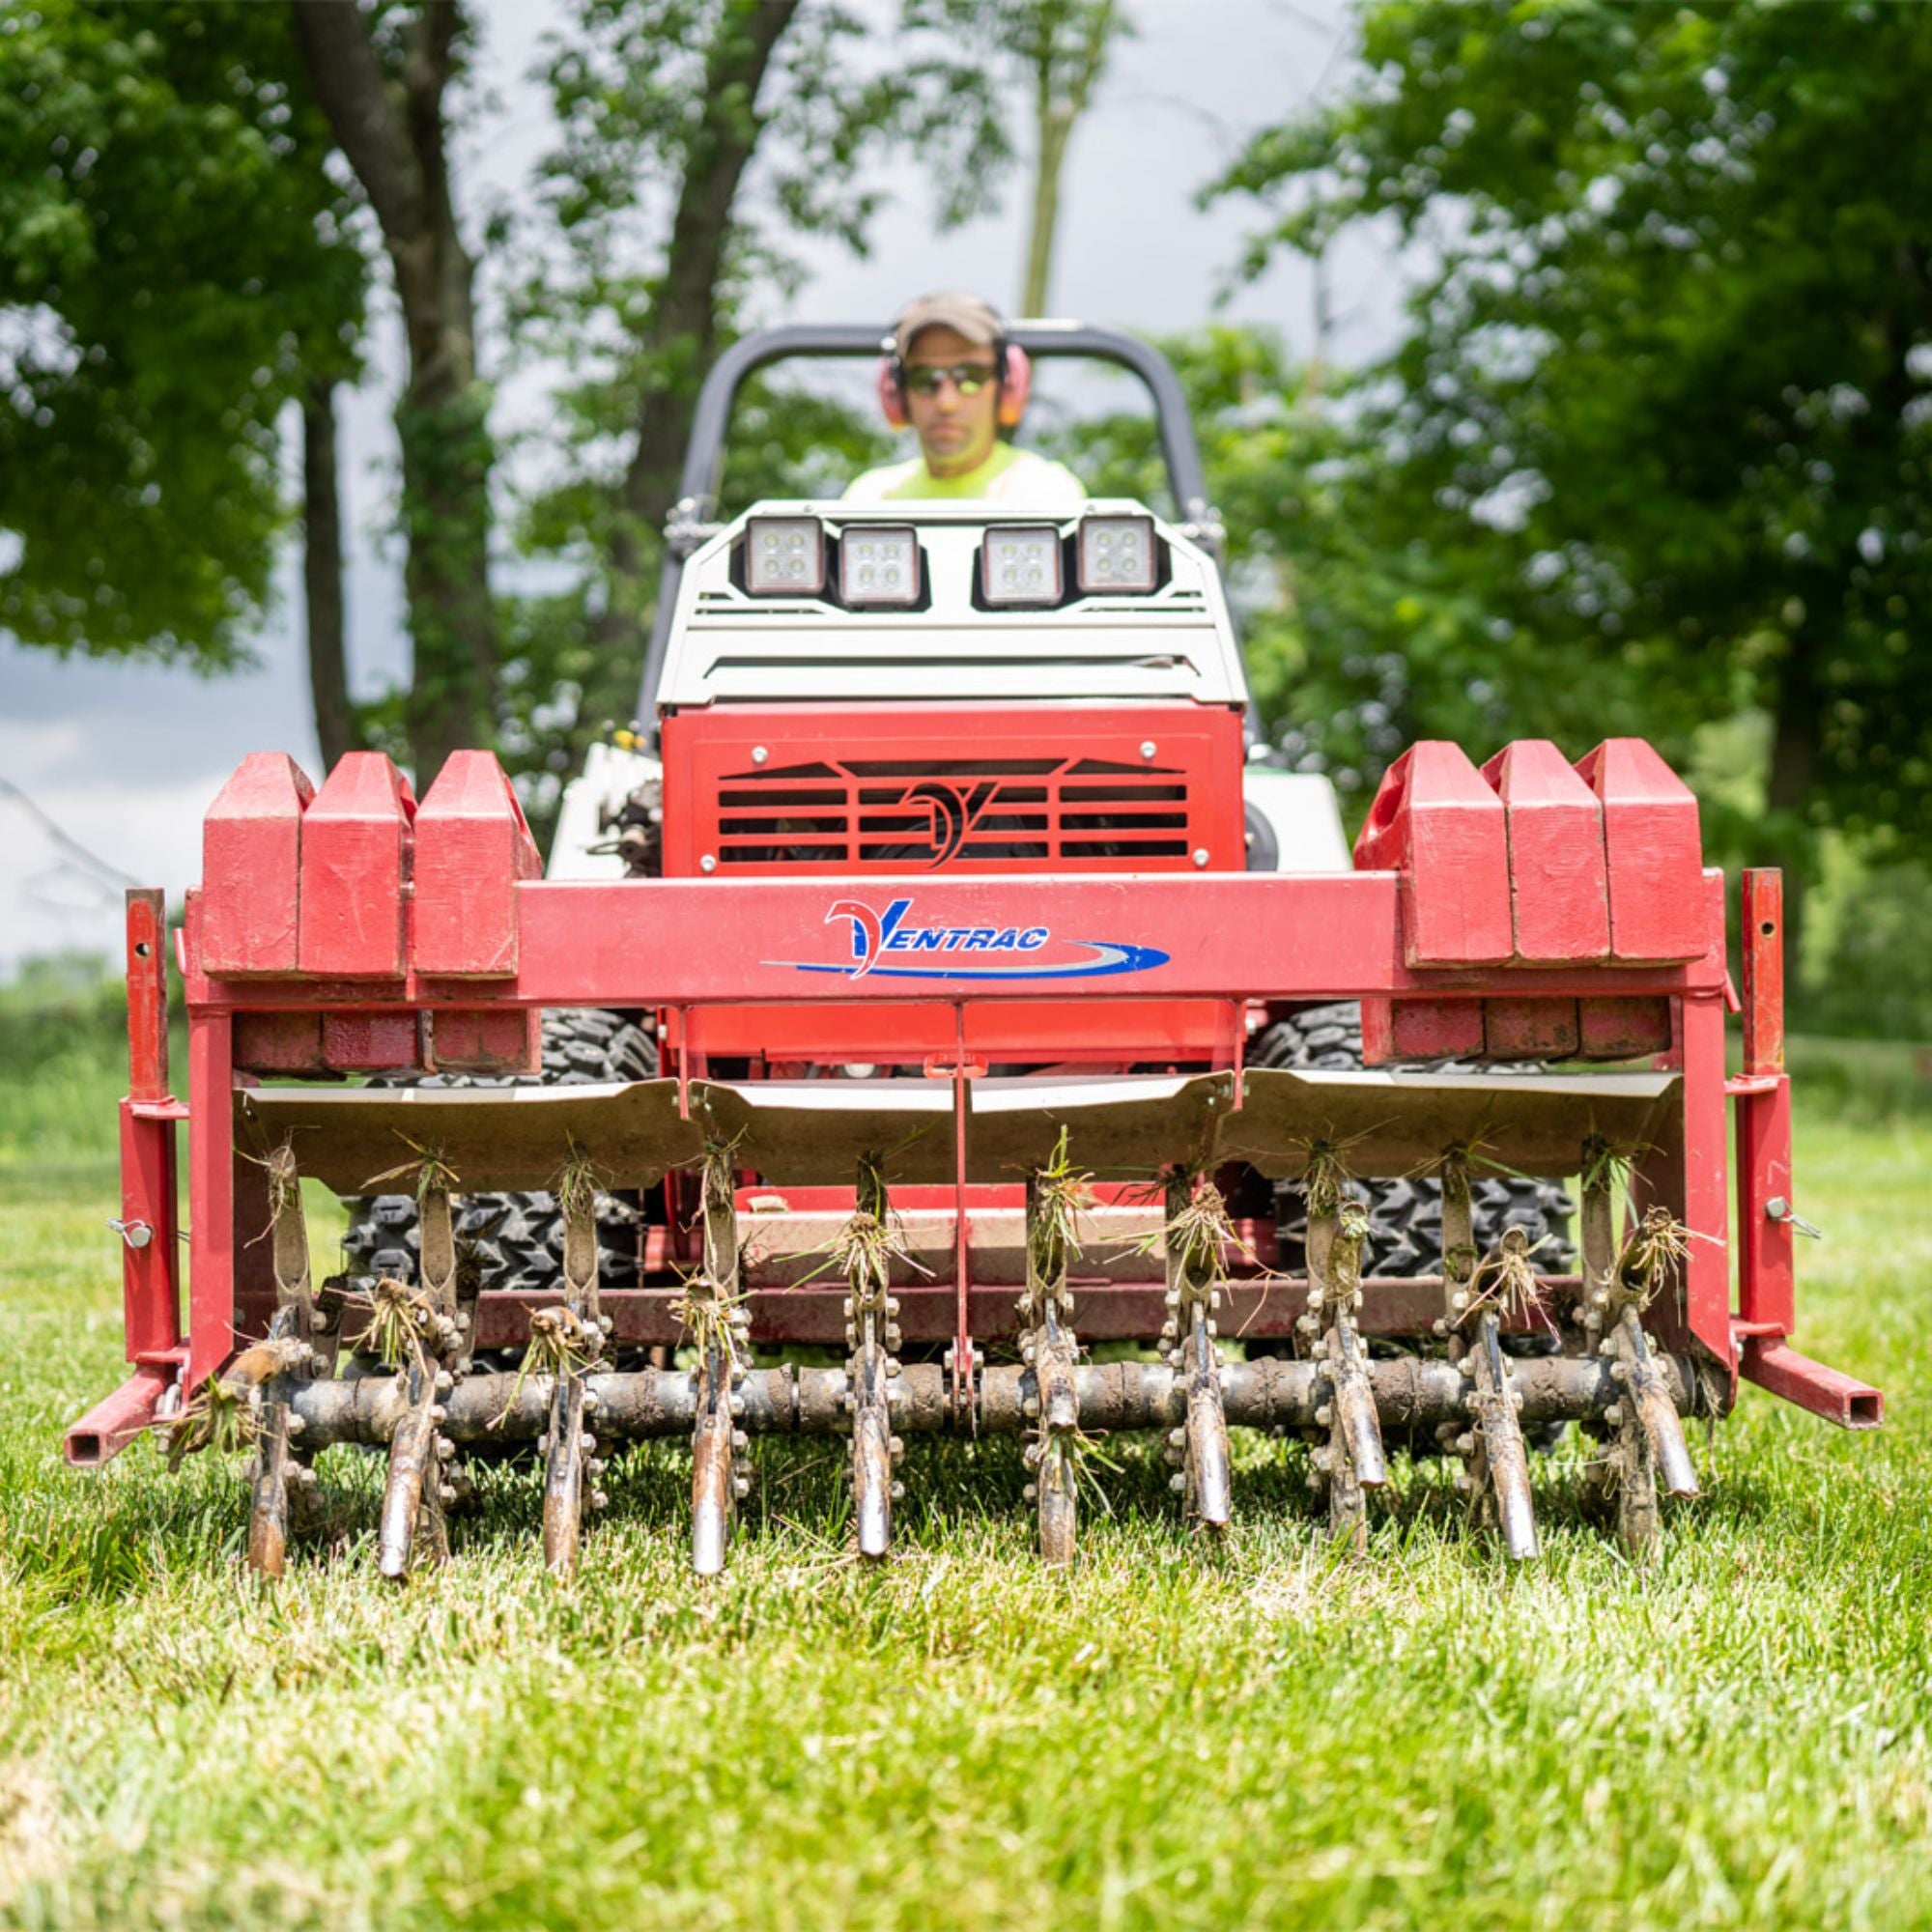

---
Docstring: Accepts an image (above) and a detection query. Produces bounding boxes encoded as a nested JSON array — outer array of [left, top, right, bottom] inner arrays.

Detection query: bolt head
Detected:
[[1315, 1404, 1332, 1428], [1171, 1472, 1187, 1493], [699, 853, 717, 873], [890, 1481, 905, 1502], [590, 1489, 610, 1512], [438, 1484, 458, 1505], [889, 1436, 904, 1457], [1604, 1404, 1624, 1427], [733, 1476, 752, 1498], [1140, 740, 1157, 760], [1023, 1483, 1037, 1502], [752, 745, 769, 765]]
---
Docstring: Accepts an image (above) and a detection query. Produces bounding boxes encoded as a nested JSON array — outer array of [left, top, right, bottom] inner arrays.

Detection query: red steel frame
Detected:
[[68, 858, 1878, 1461]]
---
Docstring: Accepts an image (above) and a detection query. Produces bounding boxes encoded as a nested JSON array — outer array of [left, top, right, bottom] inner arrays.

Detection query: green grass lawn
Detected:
[[1, 1037, 1928, 1930]]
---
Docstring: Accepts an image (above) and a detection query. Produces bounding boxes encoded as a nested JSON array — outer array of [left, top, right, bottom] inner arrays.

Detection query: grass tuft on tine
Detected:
[[1028, 1128, 1094, 1284], [493, 1307, 601, 1428], [551, 1140, 602, 1228], [1122, 1165, 1238, 1283], [1289, 1129, 1374, 1220], [1466, 1227, 1546, 1326], [1581, 1134, 1652, 1201], [161, 1376, 257, 1473], [1618, 1204, 1693, 1309], [362, 1133, 462, 1208], [240, 1136, 303, 1235], [345, 1274, 434, 1374]]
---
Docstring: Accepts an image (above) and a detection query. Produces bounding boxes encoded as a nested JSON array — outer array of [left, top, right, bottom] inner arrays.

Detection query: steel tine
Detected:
[[1474, 1314, 1539, 1561], [1326, 1317, 1388, 1490], [1620, 1311, 1700, 1498], [542, 1374, 588, 1577], [844, 1153, 901, 1561], [378, 1372, 440, 1580], [691, 1401, 734, 1577], [246, 1398, 294, 1578]]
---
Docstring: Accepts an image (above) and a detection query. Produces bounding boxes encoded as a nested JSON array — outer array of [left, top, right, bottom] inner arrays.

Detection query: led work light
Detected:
[[980, 526, 1063, 607], [745, 517, 826, 594], [839, 526, 921, 607], [1075, 514, 1157, 594]]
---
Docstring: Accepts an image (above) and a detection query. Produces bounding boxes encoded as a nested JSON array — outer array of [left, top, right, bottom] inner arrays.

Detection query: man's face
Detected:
[[901, 325, 1000, 476]]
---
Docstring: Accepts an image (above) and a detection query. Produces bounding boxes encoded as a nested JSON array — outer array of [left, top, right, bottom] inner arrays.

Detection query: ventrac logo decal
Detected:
[[899, 781, 995, 867], [765, 897, 1170, 982]]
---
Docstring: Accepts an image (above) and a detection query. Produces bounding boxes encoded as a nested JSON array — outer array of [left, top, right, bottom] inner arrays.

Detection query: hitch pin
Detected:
[[1764, 1197, 1823, 1240], [107, 1217, 153, 1250]]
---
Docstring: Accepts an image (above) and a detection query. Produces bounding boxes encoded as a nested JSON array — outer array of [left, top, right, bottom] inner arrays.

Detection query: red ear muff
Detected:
[[997, 343, 1031, 428], [876, 355, 908, 430]]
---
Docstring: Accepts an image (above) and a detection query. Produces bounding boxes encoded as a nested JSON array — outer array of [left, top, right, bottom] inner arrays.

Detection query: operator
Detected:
[[844, 292, 1087, 507]]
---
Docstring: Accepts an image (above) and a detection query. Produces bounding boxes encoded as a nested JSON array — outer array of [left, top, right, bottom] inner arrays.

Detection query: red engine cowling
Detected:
[[659, 701, 1246, 879]]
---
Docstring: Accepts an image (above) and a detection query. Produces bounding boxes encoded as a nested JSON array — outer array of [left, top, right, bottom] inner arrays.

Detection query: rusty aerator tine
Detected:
[[842, 1154, 904, 1562], [689, 1141, 753, 1578], [1158, 1171, 1232, 1531]]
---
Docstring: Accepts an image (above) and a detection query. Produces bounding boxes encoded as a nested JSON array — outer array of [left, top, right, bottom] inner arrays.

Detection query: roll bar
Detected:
[[638, 323, 1223, 723]]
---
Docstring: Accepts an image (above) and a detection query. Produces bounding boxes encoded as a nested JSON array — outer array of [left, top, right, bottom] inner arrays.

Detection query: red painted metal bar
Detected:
[[186, 1009, 236, 1385], [1678, 989, 1735, 1368], [181, 870, 1730, 1012], [1736, 869, 1795, 1338], [63, 1363, 178, 1467], [1740, 1338, 1882, 1429], [120, 890, 182, 1363]]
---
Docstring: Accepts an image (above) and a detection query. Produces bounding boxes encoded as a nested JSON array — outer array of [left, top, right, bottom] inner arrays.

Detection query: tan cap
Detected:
[[893, 292, 1004, 361]]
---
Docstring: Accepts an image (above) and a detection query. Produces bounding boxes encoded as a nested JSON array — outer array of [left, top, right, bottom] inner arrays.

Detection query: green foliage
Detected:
[[1212, 0, 1932, 856], [0, 2, 365, 666]]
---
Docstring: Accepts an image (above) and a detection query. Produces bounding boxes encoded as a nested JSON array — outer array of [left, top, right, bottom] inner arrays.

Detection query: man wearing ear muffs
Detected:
[[844, 292, 1087, 507]]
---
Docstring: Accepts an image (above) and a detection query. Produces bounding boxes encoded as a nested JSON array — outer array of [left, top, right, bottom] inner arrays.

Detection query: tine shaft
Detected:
[[1184, 1365, 1233, 1528], [853, 1382, 894, 1560], [1328, 1320, 1387, 1490], [845, 1154, 897, 1561], [542, 1375, 587, 1577], [1621, 1311, 1700, 1498], [245, 1398, 294, 1577], [378, 1375, 438, 1580], [1037, 1441, 1077, 1568], [691, 1406, 733, 1577], [1474, 1315, 1539, 1561]]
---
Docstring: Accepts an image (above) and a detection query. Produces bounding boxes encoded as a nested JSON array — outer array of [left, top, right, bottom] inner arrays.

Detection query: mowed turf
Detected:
[[0, 1039, 1928, 1931]]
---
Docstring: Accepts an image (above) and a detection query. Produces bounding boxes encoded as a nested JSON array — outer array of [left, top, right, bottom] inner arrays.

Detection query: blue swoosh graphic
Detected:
[[763, 939, 1170, 981]]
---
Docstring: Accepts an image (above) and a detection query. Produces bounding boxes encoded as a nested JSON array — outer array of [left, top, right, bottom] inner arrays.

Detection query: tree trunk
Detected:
[[1022, 106, 1071, 316], [597, 0, 800, 655], [291, 0, 497, 791], [1018, 1, 1119, 317], [301, 380, 358, 771]]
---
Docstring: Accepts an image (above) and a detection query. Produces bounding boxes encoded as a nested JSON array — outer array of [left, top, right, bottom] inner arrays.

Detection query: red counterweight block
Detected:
[[1573, 739, 1705, 963], [414, 751, 543, 979], [296, 753, 417, 980], [1353, 743, 1513, 968], [1479, 739, 1610, 964], [199, 753, 314, 977]]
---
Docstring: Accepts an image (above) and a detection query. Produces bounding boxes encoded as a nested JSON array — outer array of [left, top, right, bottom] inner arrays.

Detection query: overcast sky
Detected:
[[0, 0, 1399, 974]]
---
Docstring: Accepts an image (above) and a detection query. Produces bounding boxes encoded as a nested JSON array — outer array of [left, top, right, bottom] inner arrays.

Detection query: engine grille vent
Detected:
[[712, 754, 1192, 867]]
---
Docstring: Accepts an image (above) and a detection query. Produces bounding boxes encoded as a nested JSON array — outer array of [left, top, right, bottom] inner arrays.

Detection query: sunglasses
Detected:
[[902, 362, 996, 397]]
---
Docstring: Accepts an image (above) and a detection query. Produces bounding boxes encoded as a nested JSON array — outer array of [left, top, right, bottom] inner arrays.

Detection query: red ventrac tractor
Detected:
[[68, 325, 1881, 1577]]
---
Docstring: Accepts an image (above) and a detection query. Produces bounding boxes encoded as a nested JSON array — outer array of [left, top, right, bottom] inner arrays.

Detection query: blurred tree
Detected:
[[906, 0, 1131, 316], [290, 0, 499, 787], [502, 0, 1007, 819], [1212, 0, 1932, 896], [0, 3, 365, 742]]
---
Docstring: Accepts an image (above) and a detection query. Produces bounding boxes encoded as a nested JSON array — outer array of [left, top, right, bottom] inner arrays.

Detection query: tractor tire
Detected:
[[1250, 1001, 1577, 1277], [341, 1008, 657, 1293]]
